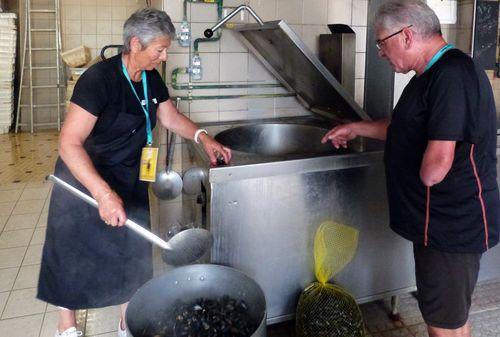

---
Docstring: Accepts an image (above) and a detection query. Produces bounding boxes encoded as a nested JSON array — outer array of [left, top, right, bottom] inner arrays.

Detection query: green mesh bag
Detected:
[[296, 221, 365, 337]]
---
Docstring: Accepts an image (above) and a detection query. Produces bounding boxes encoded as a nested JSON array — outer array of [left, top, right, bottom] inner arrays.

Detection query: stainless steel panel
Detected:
[[207, 164, 415, 323], [235, 21, 370, 123]]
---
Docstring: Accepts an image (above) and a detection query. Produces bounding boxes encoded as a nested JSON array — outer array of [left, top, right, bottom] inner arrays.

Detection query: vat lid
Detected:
[[235, 20, 370, 123]]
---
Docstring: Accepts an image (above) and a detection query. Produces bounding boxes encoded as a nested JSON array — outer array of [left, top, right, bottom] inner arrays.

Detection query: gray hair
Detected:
[[374, 0, 441, 39], [122, 8, 176, 54]]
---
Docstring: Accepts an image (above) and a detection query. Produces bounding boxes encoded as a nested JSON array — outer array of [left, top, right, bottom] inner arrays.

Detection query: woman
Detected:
[[37, 8, 231, 337]]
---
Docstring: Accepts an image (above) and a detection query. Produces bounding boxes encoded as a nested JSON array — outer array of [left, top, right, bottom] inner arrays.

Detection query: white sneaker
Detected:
[[117, 319, 127, 337], [55, 327, 83, 337]]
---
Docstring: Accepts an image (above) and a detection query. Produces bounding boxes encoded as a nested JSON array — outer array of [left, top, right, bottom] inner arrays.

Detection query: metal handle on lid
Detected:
[[204, 5, 264, 38]]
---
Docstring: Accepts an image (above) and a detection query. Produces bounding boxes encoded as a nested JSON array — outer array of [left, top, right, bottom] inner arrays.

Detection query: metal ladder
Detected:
[[15, 0, 64, 133]]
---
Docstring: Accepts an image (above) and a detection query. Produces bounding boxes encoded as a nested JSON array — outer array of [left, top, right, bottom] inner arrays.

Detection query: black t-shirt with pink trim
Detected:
[[385, 48, 499, 253]]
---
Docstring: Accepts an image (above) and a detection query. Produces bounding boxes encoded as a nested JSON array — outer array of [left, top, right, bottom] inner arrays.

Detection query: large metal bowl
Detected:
[[214, 123, 352, 156], [126, 264, 267, 337]]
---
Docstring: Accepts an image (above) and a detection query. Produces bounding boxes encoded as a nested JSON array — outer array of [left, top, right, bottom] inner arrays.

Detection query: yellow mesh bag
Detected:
[[296, 221, 365, 337]]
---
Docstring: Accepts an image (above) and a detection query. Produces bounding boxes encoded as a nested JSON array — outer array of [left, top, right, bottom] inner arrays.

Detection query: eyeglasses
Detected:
[[376, 25, 413, 50]]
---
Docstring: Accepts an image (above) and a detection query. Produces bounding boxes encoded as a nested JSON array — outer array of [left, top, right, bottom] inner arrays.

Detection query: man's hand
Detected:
[[321, 124, 358, 149]]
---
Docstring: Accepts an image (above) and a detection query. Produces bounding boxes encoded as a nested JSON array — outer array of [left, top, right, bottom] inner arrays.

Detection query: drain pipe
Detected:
[[173, 92, 296, 101], [169, 4, 291, 100], [193, 31, 221, 54], [169, 67, 294, 101], [171, 4, 275, 91], [183, 0, 224, 53], [171, 67, 283, 91]]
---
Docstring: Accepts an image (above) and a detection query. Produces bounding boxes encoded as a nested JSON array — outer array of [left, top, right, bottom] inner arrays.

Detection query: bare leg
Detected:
[[120, 302, 128, 330], [428, 321, 471, 337], [58, 307, 77, 333]]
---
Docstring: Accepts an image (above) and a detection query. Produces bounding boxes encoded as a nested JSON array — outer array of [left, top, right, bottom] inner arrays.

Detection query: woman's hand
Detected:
[[321, 124, 358, 149], [198, 133, 232, 165], [95, 190, 127, 227]]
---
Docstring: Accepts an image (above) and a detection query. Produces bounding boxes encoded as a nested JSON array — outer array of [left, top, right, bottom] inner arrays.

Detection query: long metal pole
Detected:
[[47, 175, 173, 250]]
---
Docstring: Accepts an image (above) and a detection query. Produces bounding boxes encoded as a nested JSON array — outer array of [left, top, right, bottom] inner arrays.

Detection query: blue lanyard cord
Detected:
[[121, 61, 153, 145], [424, 43, 454, 72]]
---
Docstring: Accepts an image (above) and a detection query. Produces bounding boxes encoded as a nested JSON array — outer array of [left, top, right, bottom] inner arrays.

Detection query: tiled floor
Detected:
[[0, 132, 59, 185], [0, 131, 498, 337]]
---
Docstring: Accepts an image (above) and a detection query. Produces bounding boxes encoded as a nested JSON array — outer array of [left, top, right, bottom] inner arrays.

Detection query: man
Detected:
[[322, 1, 499, 336]]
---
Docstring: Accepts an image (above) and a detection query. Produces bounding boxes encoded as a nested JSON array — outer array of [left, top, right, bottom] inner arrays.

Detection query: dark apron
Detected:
[[37, 108, 155, 309]]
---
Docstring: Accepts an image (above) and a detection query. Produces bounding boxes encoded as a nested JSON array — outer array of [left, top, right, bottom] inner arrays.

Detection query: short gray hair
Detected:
[[374, 0, 441, 39], [122, 8, 176, 54]]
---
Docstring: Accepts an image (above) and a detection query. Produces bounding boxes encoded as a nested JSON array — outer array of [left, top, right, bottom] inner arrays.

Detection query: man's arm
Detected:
[[419, 140, 456, 186], [321, 118, 391, 148]]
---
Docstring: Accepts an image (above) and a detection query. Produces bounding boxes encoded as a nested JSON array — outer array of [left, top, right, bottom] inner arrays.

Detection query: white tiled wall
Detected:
[[61, 0, 150, 59]]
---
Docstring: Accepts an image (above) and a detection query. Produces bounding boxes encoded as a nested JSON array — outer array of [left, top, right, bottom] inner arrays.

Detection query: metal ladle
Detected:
[[152, 131, 183, 200], [47, 174, 213, 266], [152, 97, 183, 200]]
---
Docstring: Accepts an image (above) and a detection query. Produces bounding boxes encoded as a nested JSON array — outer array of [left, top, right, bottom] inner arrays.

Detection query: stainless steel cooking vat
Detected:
[[177, 19, 417, 324], [214, 123, 349, 156], [182, 116, 418, 324]]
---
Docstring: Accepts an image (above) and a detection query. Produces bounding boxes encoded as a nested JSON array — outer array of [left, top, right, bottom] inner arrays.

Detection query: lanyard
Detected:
[[424, 43, 454, 72], [121, 61, 153, 145]]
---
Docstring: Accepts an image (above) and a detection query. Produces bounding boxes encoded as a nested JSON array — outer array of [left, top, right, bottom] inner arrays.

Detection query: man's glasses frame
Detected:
[[376, 25, 413, 50]]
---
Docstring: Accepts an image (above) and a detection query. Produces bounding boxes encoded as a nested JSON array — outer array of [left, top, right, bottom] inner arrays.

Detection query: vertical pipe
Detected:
[[192, 0, 224, 53], [471, 0, 477, 58]]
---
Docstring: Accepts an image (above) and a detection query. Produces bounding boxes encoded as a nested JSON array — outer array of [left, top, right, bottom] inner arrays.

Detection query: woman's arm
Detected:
[[59, 103, 127, 227], [157, 99, 232, 164]]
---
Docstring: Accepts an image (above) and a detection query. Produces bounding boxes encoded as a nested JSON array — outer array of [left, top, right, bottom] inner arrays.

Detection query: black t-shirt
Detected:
[[70, 54, 169, 168], [385, 48, 499, 253]]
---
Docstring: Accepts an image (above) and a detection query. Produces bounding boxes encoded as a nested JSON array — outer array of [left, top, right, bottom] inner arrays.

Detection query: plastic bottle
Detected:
[[191, 54, 202, 80], [178, 20, 191, 47]]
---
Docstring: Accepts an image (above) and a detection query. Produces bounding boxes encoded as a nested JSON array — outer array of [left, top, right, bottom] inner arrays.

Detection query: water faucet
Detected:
[[204, 5, 264, 38]]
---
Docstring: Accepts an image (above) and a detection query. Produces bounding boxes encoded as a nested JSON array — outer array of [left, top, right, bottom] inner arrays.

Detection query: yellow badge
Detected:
[[139, 146, 158, 182]]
